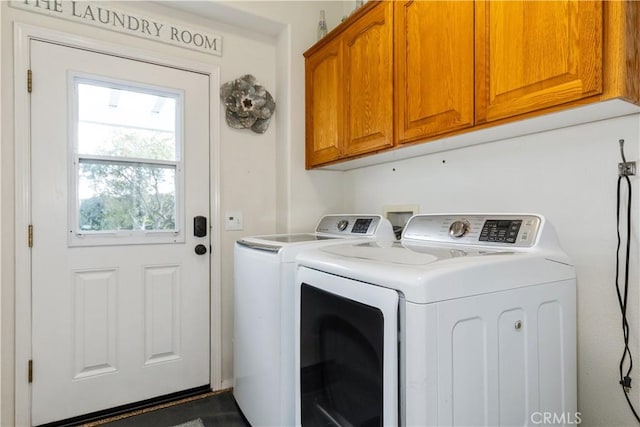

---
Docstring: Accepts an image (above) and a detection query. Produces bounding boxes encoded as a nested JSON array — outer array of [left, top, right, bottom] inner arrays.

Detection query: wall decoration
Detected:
[[220, 75, 275, 134], [9, 1, 222, 56]]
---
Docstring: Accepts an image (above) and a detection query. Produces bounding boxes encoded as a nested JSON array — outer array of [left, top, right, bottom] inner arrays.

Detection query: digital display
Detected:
[[479, 220, 522, 243], [352, 218, 373, 234]]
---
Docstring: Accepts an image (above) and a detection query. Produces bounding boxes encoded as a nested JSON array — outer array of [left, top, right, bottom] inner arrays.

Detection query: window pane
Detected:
[[78, 160, 176, 232], [77, 82, 177, 160]]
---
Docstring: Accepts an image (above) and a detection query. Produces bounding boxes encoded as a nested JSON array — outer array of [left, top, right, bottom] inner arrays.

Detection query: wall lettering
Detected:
[[10, 0, 222, 56]]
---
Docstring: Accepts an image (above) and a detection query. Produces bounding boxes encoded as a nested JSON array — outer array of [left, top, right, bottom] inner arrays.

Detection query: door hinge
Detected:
[[28, 225, 33, 248], [28, 360, 33, 383], [27, 69, 32, 93]]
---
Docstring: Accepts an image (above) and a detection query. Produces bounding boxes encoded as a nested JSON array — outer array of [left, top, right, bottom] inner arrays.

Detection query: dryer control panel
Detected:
[[402, 214, 542, 247]]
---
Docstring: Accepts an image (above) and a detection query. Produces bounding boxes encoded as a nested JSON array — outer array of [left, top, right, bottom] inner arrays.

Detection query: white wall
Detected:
[[344, 114, 640, 426], [217, 1, 346, 234]]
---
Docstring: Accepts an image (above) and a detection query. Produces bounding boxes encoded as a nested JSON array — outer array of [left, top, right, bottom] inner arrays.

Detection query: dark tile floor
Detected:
[[99, 391, 250, 427]]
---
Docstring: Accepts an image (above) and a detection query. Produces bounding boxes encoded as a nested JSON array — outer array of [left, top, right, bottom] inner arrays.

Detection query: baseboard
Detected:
[[37, 385, 212, 427], [219, 378, 234, 391]]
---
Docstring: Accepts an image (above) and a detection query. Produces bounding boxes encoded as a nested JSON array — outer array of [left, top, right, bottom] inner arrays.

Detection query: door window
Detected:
[[69, 76, 184, 245]]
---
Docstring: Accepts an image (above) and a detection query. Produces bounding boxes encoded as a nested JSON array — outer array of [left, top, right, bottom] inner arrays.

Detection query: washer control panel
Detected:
[[403, 214, 542, 247], [316, 215, 383, 236]]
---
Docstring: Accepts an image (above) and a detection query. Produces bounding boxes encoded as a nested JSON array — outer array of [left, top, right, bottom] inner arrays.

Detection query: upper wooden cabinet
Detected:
[[305, 1, 393, 168], [305, 36, 343, 167], [343, 2, 394, 157], [395, 1, 475, 145], [304, 1, 639, 169], [475, 0, 604, 124]]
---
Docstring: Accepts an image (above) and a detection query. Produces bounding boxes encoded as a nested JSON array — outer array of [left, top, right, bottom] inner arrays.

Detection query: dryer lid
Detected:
[[297, 240, 574, 304], [320, 240, 505, 266]]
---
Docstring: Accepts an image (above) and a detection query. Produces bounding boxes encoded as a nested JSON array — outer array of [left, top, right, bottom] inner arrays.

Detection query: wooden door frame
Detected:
[[13, 22, 222, 427]]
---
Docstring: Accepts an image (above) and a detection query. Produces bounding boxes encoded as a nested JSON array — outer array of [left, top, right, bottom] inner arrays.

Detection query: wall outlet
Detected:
[[225, 211, 243, 231]]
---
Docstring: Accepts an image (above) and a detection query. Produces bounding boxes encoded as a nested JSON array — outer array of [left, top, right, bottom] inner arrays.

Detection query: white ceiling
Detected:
[[153, 1, 286, 37]]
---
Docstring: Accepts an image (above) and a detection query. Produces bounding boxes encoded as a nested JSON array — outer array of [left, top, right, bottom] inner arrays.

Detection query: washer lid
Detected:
[[245, 233, 339, 244], [237, 233, 345, 254], [267, 234, 337, 243], [297, 241, 575, 303], [236, 214, 395, 257]]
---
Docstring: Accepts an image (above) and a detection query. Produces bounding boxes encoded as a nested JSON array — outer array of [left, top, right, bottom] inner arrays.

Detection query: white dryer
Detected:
[[295, 214, 577, 426], [233, 214, 394, 427]]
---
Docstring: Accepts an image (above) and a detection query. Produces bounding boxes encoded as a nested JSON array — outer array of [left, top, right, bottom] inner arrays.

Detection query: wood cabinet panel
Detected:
[[304, 0, 637, 169], [305, 37, 343, 168], [304, 1, 392, 168], [343, 1, 394, 156], [476, 0, 603, 123], [602, 1, 640, 104], [395, 1, 475, 144]]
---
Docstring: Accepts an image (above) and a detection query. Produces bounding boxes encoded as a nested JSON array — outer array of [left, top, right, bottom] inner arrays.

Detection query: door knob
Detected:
[[194, 244, 207, 255]]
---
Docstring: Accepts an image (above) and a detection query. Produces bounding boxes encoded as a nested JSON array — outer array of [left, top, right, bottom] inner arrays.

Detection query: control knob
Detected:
[[337, 219, 349, 232], [448, 220, 470, 238]]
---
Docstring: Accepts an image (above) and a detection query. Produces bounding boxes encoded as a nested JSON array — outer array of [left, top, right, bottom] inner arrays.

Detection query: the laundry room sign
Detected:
[[10, 1, 223, 56]]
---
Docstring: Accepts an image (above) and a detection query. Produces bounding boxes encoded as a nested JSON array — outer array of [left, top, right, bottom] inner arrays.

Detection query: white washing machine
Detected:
[[233, 214, 394, 427], [295, 214, 577, 426]]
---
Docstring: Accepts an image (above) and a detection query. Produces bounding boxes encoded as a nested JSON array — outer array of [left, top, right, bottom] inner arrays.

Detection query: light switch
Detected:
[[225, 211, 243, 231]]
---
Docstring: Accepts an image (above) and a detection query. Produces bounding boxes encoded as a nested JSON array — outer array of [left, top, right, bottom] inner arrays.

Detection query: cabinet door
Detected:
[[476, 0, 603, 123], [395, 1, 474, 145], [305, 37, 343, 168], [343, 1, 394, 157]]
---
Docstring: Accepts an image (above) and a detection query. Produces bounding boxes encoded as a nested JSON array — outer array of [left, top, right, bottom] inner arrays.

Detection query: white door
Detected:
[[30, 40, 211, 425]]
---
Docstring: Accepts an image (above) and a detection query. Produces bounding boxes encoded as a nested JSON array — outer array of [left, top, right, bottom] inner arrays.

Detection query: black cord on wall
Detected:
[[616, 139, 640, 423]]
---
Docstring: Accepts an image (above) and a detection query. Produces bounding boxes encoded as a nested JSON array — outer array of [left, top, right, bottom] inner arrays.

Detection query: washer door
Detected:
[[296, 267, 399, 427]]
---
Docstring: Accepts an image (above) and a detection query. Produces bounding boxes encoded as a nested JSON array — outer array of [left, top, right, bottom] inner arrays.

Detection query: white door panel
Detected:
[[30, 40, 210, 425]]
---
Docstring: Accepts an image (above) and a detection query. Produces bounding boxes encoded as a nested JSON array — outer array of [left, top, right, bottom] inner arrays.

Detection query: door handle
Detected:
[[194, 216, 207, 237], [194, 244, 207, 255]]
